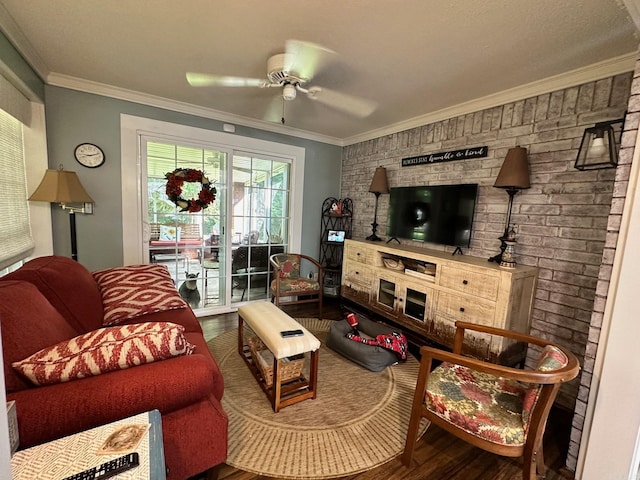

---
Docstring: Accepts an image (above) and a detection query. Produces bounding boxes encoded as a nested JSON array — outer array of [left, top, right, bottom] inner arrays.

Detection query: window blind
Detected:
[[0, 108, 34, 268]]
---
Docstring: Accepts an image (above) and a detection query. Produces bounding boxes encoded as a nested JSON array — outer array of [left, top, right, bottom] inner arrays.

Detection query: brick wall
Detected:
[[564, 55, 640, 471], [341, 71, 633, 469]]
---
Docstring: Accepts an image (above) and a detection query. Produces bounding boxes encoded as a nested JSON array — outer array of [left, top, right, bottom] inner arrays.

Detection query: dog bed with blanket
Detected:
[[326, 313, 407, 372]]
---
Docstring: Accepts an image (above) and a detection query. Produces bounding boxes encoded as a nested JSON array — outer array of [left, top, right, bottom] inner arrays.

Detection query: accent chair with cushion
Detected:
[[402, 320, 580, 480], [270, 253, 323, 319]]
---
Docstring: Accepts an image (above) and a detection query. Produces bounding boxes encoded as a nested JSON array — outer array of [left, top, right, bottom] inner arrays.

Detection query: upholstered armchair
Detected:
[[269, 253, 323, 319], [402, 321, 580, 480]]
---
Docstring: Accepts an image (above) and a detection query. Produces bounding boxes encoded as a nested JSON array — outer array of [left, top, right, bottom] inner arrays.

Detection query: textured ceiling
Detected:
[[0, 0, 638, 144]]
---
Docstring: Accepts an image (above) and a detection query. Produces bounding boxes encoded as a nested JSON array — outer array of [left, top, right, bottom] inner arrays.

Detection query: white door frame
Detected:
[[120, 114, 305, 312]]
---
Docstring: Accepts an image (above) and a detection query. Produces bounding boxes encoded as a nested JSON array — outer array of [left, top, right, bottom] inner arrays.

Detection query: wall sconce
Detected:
[[489, 147, 530, 264], [574, 119, 624, 171], [29, 166, 94, 261], [365, 166, 389, 241]]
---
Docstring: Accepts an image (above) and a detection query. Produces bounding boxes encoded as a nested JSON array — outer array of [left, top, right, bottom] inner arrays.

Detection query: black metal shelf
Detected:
[[319, 197, 353, 297]]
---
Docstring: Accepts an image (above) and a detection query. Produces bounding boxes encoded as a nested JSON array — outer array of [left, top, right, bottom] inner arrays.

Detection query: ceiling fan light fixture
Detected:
[[283, 83, 297, 101]]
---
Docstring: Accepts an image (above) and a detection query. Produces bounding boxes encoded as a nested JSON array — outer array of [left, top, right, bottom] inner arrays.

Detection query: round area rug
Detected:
[[208, 317, 429, 479]]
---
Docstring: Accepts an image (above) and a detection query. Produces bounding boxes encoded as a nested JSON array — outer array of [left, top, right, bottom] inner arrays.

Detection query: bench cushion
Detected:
[[238, 301, 320, 358]]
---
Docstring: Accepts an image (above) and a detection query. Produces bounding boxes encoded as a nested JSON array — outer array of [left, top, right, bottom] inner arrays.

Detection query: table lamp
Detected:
[[366, 166, 389, 241], [489, 147, 530, 263], [29, 166, 94, 261]]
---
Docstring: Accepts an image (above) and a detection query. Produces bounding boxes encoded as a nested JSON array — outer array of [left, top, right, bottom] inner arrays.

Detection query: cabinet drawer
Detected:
[[439, 265, 499, 300], [343, 264, 373, 288], [436, 291, 496, 326], [345, 244, 372, 264]]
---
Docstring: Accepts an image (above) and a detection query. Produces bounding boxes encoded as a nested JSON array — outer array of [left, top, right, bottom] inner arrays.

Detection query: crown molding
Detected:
[[342, 52, 638, 146], [46, 73, 344, 146], [0, 4, 49, 80]]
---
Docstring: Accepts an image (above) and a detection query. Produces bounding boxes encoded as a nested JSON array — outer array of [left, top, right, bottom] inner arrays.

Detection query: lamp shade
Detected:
[[29, 169, 94, 204], [369, 167, 390, 194], [493, 147, 530, 190]]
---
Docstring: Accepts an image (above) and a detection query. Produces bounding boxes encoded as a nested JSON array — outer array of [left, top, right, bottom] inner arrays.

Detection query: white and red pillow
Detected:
[[92, 264, 187, 326], [12, 322, 195, 386]]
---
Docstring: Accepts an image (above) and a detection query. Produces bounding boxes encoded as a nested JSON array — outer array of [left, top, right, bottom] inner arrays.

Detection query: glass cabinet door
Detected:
[[404, 287, 428, 322], [376, 277, 397, 312]]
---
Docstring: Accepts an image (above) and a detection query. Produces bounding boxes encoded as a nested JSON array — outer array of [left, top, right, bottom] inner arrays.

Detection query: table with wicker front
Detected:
[[238, 302, 321, 412]]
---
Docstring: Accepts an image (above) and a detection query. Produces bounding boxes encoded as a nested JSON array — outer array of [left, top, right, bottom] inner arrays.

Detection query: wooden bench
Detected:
[[237, 302, 320, 412]]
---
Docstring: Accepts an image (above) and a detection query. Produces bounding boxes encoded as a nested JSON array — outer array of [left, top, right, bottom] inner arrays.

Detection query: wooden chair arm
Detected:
[[453, 321, 553, 351], [269, 254, 324, 275], [420, 341, 579, 385]]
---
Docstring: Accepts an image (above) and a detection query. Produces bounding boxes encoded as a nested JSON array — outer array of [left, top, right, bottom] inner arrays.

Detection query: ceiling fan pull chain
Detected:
[[281, 98, 286, 125]]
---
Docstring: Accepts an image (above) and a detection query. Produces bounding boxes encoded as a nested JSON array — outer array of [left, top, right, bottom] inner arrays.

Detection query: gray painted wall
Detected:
[[44, 85, 342, 271]]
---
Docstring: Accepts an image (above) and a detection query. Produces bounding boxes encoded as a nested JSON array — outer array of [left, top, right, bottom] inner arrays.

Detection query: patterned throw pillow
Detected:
[[92, 264, 187, 326], [12, 322, 195, 386]]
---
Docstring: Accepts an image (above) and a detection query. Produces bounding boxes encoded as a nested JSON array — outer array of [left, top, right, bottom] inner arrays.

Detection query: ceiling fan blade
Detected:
[[307, 87, 377, 118], [284, 39, 335, 81], [186, 72, 265, 88]]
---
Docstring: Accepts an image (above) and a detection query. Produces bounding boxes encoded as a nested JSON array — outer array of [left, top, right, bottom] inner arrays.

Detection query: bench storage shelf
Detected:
[[340, 239, 538, 364]]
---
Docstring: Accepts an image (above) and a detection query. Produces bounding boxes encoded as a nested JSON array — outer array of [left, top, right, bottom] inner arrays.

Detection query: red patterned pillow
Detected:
[[92, 264, 187, 326], [12, 322, 195, 386]]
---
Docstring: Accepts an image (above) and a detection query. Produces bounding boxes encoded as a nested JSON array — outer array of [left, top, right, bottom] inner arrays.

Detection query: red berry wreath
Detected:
[[165, 168, 216, 212]]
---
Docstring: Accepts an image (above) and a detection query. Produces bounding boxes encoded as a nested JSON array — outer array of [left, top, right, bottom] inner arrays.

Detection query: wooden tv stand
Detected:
[[340, 239, 538, 363]]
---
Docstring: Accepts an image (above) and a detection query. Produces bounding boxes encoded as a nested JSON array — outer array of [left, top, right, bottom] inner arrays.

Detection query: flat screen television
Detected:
[[386, 184, 478, 247]]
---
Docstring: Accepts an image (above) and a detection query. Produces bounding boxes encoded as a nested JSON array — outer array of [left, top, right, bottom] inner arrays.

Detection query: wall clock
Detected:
[[74, 143, 105, 168]]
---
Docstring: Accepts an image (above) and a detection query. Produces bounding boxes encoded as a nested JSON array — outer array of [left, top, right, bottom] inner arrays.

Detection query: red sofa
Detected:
[[0, 256, 227, 480]]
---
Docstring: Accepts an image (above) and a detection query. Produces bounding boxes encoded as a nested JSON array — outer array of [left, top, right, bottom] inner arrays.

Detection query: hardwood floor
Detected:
[[198, 298, 574, 480]]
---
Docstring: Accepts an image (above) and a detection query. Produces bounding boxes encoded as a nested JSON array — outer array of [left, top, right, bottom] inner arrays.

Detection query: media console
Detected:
[[340, 239, 538, 363]]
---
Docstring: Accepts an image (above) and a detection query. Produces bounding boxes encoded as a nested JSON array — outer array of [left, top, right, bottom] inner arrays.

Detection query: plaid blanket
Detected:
[[345, 331, 408, 360]]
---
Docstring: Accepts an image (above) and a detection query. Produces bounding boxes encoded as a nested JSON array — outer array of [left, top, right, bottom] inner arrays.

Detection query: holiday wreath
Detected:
[[165, 168, 217, 212]]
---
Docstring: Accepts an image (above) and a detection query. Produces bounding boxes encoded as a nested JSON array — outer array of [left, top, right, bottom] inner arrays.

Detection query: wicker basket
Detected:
[[247, 336, 304, 387]]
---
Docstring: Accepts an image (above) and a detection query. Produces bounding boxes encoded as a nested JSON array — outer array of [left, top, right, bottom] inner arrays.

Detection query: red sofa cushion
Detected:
[[13, 322, 195, 386], [92, 264, 187, 326], [0, 281, 78, 392], [2, 256, 104, 334]]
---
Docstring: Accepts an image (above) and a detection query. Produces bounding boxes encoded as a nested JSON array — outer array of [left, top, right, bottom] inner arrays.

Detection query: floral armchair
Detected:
[[402, 321, 580, 480], [269, 253, 323, 319]]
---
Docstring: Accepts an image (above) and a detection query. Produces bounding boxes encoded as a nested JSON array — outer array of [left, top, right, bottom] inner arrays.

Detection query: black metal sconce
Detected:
[[574, 119, 624, 171]]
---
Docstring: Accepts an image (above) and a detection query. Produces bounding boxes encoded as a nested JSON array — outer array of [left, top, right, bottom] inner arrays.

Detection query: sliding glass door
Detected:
[[141, 136, 291, 313], [229, 153, 290, 304]]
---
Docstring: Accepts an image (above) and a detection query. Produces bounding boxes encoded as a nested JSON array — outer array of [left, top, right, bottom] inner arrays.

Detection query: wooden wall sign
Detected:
[[402, 145, 488, 167]]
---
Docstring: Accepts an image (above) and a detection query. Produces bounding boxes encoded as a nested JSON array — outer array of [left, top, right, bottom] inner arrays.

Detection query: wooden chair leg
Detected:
[[401, 409, 422, 466], [535, 446, 546, 478], [522, 446, 537, 480]]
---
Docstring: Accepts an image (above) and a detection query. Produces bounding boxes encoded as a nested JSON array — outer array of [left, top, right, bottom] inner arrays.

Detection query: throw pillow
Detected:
[[159, 225, 181, 241], [12, 322, 195, 386], [92, 264, 187, 326]]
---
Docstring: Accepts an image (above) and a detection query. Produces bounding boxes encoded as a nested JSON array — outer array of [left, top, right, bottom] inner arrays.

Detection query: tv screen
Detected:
[[386, 184, 478, 247], [327, 230, 346, 243]]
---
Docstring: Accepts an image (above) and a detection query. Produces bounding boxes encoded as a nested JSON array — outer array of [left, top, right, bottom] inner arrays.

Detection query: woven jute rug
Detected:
[[208, 317, 429, 479]]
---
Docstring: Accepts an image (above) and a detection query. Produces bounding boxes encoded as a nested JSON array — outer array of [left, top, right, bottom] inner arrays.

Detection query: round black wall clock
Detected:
[[74, 143, 105, 168]]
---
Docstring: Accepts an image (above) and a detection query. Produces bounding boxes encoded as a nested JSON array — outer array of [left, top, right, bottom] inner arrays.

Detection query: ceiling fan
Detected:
[[186, 40, 377, 120]]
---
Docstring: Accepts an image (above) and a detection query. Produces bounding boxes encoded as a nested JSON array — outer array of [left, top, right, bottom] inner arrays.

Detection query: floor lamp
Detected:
[[366, 166, 389, 241], [489, 147, 530, 263], [29, 167, 94, 261]]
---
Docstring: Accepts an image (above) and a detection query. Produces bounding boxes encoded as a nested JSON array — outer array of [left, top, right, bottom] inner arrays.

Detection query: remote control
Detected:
[[280, 329, 304, 337], [62, 452, 139, 480]]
